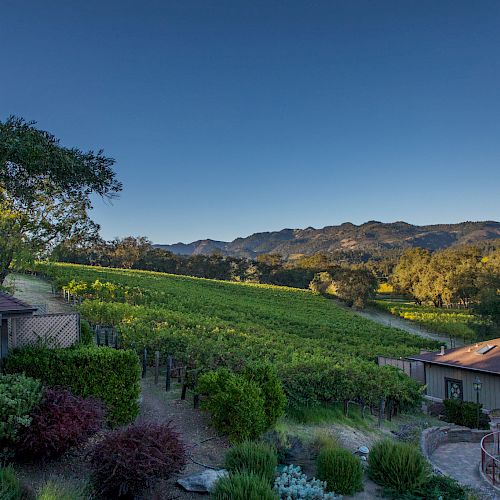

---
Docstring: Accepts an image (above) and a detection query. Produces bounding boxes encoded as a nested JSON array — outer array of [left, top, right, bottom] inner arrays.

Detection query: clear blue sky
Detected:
[[1, 1, 499, 243]]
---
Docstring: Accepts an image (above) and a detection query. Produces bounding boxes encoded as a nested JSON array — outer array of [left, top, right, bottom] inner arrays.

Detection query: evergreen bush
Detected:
[[197, 369, 267, 442], [0, 374, 42, 449], [224, 441, 278, 484], [443, 399, 490, 429], [211, 473, 277, 500], [316, 447, 363, 495], [368, 439, 428, 493], [0, 466, 22, 500], [5, 346, 140, 427], [243, 363, 286, 427]]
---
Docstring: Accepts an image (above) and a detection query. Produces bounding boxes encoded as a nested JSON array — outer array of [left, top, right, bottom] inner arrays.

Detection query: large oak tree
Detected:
[[0, 116, 121, 282]]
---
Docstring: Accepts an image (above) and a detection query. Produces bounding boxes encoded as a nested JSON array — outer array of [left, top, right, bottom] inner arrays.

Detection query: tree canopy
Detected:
[[0, 116, 121, 282]]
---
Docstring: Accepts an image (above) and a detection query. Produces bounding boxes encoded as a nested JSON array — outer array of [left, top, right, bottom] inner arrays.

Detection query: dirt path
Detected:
[[138, 375, 229, 499], [5, 272, 74, 314]]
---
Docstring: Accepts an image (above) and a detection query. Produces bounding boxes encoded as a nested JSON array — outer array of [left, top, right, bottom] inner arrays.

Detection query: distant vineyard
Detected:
[[373, 300, 487, 340], [31, 262, 440, 411]]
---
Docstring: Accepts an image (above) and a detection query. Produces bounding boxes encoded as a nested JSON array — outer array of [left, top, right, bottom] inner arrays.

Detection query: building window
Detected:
[[445, 378, 463, 400]]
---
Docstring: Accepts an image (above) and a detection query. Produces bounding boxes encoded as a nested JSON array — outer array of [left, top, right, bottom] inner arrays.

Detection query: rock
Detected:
[[357, 446, 369, 454], [177, 469, 228, 493]]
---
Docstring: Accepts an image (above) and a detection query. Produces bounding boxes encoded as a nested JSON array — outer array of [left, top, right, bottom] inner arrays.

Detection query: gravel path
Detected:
[[5, 272, 74, 314], [332, 299, 458, 347], [138, 375, 229, 499]]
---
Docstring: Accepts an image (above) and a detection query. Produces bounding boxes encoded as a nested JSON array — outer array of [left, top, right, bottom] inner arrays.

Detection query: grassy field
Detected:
[[31, 262, 440, 408], [373, 299, 486, 341]]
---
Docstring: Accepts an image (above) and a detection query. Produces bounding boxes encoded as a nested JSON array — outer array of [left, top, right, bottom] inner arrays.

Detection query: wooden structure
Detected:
[[0, 292, 36, 360], [0, 292, 80, 360], [408, 340, 500, 411]]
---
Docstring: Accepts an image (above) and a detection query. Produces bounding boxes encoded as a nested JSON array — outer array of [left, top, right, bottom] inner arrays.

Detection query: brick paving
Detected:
[[431, 442, 499, 499]]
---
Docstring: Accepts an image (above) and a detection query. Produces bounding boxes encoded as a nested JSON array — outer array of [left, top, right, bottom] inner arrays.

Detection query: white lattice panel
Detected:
[[8, 313, 80, 349]]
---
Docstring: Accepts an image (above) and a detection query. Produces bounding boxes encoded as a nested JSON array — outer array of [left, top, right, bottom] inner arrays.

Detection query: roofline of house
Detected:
[[406, 356, 500, 376]]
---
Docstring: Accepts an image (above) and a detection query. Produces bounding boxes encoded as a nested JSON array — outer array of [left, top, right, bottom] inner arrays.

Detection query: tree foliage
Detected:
[[0, 116, 121, 281]]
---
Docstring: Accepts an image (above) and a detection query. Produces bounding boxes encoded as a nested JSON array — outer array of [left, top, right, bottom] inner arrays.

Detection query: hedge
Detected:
[[4, 346, 140, 427]]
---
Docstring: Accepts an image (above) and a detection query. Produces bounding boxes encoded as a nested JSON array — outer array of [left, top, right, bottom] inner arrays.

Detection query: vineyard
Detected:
[[32, 262, 440, 412], [373, 300, 487, 341]]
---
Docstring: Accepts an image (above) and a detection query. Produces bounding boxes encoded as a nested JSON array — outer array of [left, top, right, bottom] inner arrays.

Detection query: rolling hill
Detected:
[[156, 220, 500, 258]]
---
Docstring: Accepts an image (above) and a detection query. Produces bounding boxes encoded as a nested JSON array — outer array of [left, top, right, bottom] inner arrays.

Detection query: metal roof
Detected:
[[0, 292, 36, 316], [408, 339, 500, 375]]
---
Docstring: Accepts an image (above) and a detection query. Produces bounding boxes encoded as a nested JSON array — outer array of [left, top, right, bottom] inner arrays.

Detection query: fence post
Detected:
[[154, 351, 160, 385], [142, 348, 147, 378], [165, 355, 172, 392]]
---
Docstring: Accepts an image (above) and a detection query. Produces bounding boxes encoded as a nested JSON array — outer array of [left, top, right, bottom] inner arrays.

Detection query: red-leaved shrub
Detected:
[[90, 422, 186, 498], [17, 387, 106, 459]]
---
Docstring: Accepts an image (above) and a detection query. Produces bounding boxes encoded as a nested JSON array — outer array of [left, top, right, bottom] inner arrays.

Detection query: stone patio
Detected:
[[430, 442, 498, 499]]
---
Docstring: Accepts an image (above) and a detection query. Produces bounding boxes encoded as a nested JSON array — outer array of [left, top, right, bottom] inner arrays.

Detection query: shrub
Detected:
[[443, 399, 490, 429], [368, 439, 428, 493], [243, 363, 286, 428], [316, 447, 363, 495], [5, 346, 140, 426], [391, 474, 476, 500], [211, 472, 277, 500], [0, 374, 42, 453], [224, 441, 278, 484], [197, 369, 267, 442], [274, 465, 341, 499], [17, 387, 105, 460], [79, 319, 94, 345], [0, 466, 22, 500], [36, 481, 85, 500], [90, 422, 186, 498]]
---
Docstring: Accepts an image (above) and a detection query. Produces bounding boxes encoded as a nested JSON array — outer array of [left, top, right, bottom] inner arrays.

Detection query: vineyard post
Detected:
[[165, 355, 172, 391], [142, 348, 147, 378], [154, 351, 160, 385]]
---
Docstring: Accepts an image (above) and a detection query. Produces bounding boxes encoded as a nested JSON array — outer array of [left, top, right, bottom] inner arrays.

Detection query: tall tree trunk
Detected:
[[0, 249, 13, 285]]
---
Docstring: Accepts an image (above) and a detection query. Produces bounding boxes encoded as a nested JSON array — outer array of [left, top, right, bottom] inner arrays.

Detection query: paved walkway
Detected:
[[431, 442, 498, 499]]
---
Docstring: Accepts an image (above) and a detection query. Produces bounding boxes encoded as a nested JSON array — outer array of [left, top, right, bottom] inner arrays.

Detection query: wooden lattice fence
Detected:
[[8, 312, 80, 349]]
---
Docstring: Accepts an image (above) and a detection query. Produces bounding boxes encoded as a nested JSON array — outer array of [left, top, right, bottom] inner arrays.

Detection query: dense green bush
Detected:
[[368, 440, 428, 493], [316, 447, 363, 495], [0, 374, 42, 449], [443, 399, 490, 429], [391, 474, 476, 500], [197, 369, 267, 442], [0, 466, 22, 500], [5, 346, 140, 427], [211, 473, 277, 500], [243, 363, 286, 428], [79, 319, 94, 345], [224, 441, 277, 484]]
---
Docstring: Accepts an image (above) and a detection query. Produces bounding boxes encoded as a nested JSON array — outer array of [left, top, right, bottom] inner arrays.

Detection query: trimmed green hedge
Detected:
[[4, 346, 140, 427], [443, 399, 490, 429]]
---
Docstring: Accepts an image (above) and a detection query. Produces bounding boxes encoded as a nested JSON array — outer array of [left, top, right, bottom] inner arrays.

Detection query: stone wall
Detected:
[[421, 426, 490, 475]]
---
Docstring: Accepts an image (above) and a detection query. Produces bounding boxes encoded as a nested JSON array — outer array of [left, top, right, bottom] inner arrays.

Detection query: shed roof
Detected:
[[408, 339, 500, 376], [0, 292, 36, 316]]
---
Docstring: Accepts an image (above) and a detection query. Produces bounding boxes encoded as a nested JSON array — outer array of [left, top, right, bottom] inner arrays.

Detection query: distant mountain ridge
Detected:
[[155, 221, 500, 258]]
